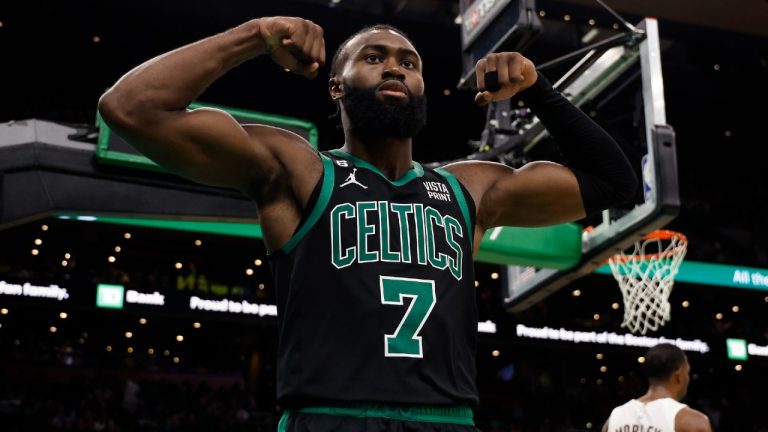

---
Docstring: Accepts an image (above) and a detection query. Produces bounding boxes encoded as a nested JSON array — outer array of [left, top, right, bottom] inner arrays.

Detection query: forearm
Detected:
[[520, 72, 638, 214], [100, 20, 266, 116]]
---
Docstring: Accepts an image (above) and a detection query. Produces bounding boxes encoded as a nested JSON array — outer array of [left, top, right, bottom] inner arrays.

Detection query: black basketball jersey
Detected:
[[269, 149, 478, 407]]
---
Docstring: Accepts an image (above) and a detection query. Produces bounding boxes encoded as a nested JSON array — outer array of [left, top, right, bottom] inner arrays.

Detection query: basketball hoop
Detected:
[[608, 230, 687, 335]]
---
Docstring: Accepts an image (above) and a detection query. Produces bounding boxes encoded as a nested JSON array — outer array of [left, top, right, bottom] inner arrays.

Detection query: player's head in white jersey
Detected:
[[643, 343, 691, 401]]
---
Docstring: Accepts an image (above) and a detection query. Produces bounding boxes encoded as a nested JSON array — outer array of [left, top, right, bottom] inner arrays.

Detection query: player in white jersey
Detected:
[[602, 344, 712, 432]]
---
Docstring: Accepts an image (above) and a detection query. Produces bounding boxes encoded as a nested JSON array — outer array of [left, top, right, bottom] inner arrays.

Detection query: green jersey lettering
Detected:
[[331, 203, 356, 268], [357, 201, 379, 263], [390, 203, 413, 264]]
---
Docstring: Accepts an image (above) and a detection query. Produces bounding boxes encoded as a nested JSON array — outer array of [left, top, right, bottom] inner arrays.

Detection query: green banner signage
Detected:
[[596, 261, 768, 291], [96, 284, 125, 309], [726, 338, 748, 360]]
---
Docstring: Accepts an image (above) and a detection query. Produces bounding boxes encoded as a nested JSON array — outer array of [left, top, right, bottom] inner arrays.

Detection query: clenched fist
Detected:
[[474, 52, 538, 106], [256, 17, 326, 79]]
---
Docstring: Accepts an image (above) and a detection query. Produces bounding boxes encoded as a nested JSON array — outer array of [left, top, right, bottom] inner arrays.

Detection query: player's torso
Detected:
[[270, 149, 478, 407], [608, 399, 687, 432]]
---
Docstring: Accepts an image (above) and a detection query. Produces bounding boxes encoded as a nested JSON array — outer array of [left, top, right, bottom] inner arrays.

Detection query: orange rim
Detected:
[[644, 230, 687, 242], [608, 230, 687, 264]]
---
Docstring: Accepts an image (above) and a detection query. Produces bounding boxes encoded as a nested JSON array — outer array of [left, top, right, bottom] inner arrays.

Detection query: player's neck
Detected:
[[342, 133, 413, 181], [639, 384, 678, 402]]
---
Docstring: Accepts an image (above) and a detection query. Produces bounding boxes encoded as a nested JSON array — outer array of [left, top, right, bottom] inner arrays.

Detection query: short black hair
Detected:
[[329, 24, 414, 78], [643, 343, 688, 382]]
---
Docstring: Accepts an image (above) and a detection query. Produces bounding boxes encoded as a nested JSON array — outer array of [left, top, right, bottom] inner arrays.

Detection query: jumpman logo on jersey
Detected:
[[340, 168, 368, 189]]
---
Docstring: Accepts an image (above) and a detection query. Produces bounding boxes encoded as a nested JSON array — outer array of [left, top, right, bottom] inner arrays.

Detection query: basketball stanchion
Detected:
[[608, 230, 688, 335]]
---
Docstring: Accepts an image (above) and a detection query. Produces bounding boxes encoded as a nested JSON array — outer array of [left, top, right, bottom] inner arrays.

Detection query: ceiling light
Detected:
[[581, 28, 600, 44]]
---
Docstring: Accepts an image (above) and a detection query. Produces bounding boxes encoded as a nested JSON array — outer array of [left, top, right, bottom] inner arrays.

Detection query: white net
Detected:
[[608, 231, 687, 335]]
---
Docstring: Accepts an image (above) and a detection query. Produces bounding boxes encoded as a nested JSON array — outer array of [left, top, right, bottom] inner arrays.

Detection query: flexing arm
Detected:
[[446, 52, 637, 243], [98, 17, 326, 250], [97, 17, 325, 195]]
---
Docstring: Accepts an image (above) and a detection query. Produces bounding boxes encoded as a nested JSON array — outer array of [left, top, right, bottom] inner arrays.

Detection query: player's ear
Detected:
[[672, 366, 684, 384], [329, 77, 344, 100]]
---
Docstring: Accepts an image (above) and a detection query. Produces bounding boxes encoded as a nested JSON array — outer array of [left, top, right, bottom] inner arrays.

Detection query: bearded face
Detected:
[[340, 79, 427, 140]]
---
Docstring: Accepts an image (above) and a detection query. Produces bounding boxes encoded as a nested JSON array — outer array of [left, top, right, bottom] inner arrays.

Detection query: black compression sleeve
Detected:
[[518, 71, 638, 216]]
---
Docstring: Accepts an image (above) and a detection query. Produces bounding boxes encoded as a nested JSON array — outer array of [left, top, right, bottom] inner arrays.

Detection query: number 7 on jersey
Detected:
[[380, 276, 436, 358]]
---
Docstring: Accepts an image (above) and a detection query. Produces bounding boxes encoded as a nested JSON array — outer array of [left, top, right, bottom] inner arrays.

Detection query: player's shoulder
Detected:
[[243, 123, 314, 149], [675, 407, 712, 432], [442, 160, 510, 176], [440, 160, 513, 194]]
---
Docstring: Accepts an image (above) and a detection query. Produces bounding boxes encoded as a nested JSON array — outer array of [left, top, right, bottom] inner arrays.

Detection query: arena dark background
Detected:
[[1, 1, 767, 431]]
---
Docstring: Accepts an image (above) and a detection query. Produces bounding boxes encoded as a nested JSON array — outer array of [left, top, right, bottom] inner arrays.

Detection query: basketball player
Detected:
[[99, 16, 637, 431], [602, 344, 712, 432]]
